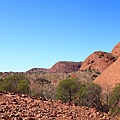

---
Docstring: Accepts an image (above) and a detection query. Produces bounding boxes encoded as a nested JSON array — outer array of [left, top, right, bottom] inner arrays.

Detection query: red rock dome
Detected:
[[79, 51, 117, 72], [111, 42, 120, 57]]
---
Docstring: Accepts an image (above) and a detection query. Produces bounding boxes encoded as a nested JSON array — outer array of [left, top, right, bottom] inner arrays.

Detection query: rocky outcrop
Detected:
[[79, 51, 117, 72], [0, 91, 118, 120], [26, 68, 48, 73], [94, 56, 120, 91], [48, 61, 82, 73], [111, 42, 120, 57]]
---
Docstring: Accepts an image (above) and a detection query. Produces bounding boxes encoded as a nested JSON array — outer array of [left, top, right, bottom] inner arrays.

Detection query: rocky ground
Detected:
[[0, 91, 119, 120]]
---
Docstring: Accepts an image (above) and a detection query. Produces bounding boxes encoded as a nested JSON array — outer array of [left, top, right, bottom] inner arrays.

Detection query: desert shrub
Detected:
[[109, 83, 120, 116], [78, 83, 105, 112], [17, 80, 30, 94], [77, 83, 120, 115], [0, 73, 30, 94]]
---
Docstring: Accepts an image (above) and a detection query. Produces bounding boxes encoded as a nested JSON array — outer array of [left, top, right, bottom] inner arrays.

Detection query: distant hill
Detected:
[[26, 68, 48, 73], [26, 61, 82, 74], [48, 61, 82, 73]]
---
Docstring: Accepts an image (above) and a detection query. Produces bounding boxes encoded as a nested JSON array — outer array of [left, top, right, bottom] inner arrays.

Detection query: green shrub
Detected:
[[0, 73, 30, 94], [17, 80, 30, 94]]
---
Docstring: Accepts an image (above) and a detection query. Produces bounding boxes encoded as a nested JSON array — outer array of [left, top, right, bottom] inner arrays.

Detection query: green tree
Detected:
[[109, 84, 120, 116], [56, 78, 81, 103]]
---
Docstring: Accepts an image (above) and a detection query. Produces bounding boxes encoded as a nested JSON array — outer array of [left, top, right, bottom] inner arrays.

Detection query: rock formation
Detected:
[[94, 56, 120, 91], [48, 61, 82, 73], [79, 51, 117, 72], [111, 42, 120, 57]]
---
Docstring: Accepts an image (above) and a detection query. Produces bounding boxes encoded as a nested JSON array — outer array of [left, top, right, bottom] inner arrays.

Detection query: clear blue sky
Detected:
[[0, 0, 120, 72]]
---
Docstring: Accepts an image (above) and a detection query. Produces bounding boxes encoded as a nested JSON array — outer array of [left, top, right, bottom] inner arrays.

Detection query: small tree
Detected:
[[56, 78, 81, 103]]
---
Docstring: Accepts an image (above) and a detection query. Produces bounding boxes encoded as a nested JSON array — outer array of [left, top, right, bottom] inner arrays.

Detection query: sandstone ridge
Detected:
[[48, 61, 82, 73], [26, 61, 82, 74]]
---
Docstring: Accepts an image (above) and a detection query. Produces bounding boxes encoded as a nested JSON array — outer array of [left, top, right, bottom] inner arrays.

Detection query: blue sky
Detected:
[[0, 0, 120, 72]]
